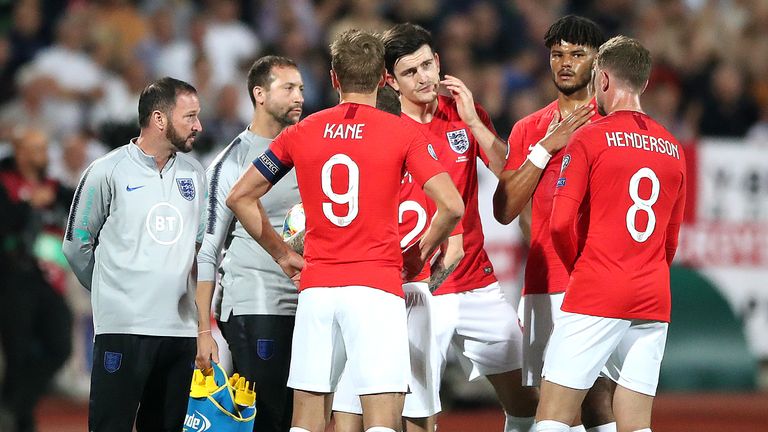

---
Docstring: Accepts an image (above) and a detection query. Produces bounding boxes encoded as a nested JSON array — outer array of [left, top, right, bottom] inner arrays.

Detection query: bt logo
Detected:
[[145, 202, 184, 245]]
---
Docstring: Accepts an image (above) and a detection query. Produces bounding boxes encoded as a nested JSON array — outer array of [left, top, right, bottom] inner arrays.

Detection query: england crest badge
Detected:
[[104, 351, 122, 373], [446, 129, 470, 154], [176, 178, 195, 201]]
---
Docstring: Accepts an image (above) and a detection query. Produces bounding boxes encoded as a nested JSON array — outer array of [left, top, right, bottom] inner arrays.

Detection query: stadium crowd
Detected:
[[0, 1, 766, 432], [1, 0, 768, 165]]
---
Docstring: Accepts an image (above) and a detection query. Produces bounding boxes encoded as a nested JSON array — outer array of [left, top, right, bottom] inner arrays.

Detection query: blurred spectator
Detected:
[[5, 1, 46, 90], [0, 128, 73, 432], [326, 0, 393, 45], [48, 130, 108, 189], [0, 36, 13, 106], [88, 0, 148, 64], [697, 62, 759, 138], [203, 0, 260, 86], [251, 0, 322, 48], [90, 55, 146, 135], [136, 6, 197, 82], [25, 12, 105, 136], [0, 71, 60, 141], [193, 83, 247, 166]]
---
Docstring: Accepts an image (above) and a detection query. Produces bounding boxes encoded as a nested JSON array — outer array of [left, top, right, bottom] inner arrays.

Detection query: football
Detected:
[[282, 202, 305, 240]]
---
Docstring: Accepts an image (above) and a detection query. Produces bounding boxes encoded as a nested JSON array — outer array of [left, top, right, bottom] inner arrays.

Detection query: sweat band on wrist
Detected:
[[527, 142, 552, 169]]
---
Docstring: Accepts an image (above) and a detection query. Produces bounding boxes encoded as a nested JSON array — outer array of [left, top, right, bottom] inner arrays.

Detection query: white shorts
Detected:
[[287, 286, 410, 395], [333, 282, 441, 418], [432, 282, 523, 381], [542, 311, 668, 396], [518, 292, 565, 386]]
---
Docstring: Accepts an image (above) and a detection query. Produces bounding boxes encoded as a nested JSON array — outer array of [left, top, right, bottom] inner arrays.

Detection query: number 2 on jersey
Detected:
[[321, 154, 359, 226], [626, 167, 660, 243], [399, 200, 427, 248]]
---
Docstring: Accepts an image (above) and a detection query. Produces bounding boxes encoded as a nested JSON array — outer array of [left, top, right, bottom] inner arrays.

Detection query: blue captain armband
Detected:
[[253, 149, 291, 184]]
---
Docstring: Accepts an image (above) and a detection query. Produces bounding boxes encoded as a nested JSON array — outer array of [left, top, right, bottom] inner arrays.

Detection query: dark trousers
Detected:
[[0, 265, 72, 432], [88, 334, 195, 432], [219, 314, 295, 432]]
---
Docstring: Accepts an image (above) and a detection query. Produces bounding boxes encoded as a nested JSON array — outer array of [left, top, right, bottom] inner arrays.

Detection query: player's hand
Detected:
[[195, 331, 219, 369], [402, 242, 427, 282], [276, 249, 304, 289], [539, 103, 594, 154], [440, 75, 482, 128]]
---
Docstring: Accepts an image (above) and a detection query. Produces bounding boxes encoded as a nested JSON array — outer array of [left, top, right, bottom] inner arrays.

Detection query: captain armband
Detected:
[[253, 149, 291, 184]]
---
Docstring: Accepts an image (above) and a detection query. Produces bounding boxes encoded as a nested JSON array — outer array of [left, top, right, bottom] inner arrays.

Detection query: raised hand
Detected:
[[539, 104, 595, 154]]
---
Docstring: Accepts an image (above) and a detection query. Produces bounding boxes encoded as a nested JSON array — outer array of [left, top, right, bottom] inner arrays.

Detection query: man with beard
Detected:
[[195, 56, 304, 432], [63, 77, 206, 432], [493, 16, 614, 432], [382, 23, 537, 432]]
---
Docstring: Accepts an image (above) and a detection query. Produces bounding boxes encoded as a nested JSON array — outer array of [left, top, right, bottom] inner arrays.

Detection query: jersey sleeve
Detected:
[[253, 125, 296, 184], [62, 160, 112, 290], [504, 119, 527, 171], [197, 156, 237, 282], [405, 128, 446, 187], [553, 135, 590, 203], [475, 103, 498, 166], [665, 168, 687, 265], [550, 135, 591, 271]]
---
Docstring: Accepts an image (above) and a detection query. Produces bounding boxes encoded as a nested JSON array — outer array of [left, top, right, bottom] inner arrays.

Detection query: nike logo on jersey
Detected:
[[126, 185, 145, 191]]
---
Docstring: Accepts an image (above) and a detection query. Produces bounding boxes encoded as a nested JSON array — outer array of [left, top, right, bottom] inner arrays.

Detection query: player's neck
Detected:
[[136, 134, 174, 171], [339, 91, 376, 107], [249, 114, 283, 140], [556, 87, 592, 117], [606, 89, 644, 115], [400, 96, 438, 124]]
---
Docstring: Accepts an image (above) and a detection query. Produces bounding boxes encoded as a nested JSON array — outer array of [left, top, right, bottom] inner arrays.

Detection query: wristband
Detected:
[[198, 330, 211, 335], [527, 143, 552, 169]]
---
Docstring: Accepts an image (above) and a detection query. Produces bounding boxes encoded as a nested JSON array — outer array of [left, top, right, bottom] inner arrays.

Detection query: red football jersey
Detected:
[[399, 144, 463, 283], [266, 103, 445, 297], [506, 99, 601, 295], [402, 95, 496, 295], [552, 111, 686, 321]]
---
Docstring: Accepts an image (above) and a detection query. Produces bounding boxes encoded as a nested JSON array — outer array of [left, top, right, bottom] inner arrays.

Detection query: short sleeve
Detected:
[[253, 125, 297, 184], [404, 128, 446, 187], [504, 120, 527, 171]]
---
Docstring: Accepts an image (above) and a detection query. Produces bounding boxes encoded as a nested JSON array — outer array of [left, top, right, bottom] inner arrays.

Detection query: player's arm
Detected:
[[550, 138, 589, 273], [417, 173, 464, 263], [227, 153, 304, 285], [493, 105, 594, 224], [440, 74, 507, 176], [428, 233, 464, 293], [192, 168, 219, 368], [62, 161, 111, 291], [664, 172, 687, 266]]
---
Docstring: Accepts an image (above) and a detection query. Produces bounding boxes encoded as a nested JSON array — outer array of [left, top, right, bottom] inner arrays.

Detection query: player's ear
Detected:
[[152, 110, 165, 131], [329, 69, 340, 90], [600, 70, 609, 92], [385, 73, 399, 92], [252, 86, 264, 105], [377, 70, 387, 88], [434, 51, 441, 73], [640, 79, 649, 95]]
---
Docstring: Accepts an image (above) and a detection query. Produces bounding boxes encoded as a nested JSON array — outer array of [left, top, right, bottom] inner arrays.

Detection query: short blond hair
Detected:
[[597, 36, 651, 91], [330, 29, 385, 93]]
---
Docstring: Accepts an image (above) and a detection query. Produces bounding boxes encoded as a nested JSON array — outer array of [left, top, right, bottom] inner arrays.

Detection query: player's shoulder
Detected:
[[176, 151, 206, 174], [206, 131, 250, 173], [87, 144, 131, 179], [570, 114, 614, 143]]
